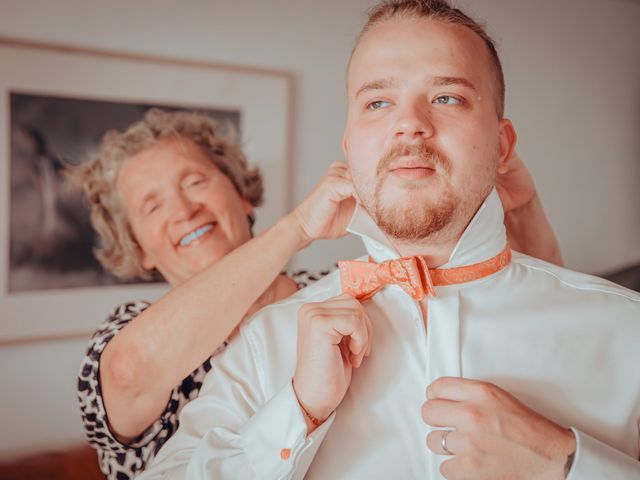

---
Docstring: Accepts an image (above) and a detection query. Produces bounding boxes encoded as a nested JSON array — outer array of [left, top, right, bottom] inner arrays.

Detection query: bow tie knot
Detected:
[[339, 256, 435, 302], [339, 245, 512, 302]]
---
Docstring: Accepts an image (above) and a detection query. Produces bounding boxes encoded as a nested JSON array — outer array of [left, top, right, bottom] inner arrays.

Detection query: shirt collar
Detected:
[[346, 188, 507, 268]]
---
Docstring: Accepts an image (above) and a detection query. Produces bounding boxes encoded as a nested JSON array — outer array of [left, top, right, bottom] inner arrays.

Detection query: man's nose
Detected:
[[392, 100, 435, 140]]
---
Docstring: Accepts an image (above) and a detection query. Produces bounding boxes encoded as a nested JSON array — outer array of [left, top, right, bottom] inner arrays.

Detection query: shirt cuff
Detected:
[[241, 380, 334, 480], [566, 427, 640, 479]]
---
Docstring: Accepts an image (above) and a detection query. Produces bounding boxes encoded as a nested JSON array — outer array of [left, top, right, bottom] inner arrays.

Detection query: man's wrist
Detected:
[[299, 399, 323, 427], [292, 378, 331, 435]]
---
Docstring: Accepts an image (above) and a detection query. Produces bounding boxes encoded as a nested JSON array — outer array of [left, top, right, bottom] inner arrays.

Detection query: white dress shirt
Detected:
[[139, 190, 640, 479]]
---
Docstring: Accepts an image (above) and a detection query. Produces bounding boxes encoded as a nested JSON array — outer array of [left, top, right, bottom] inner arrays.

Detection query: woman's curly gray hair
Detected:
[[68, 108, 264, 281]]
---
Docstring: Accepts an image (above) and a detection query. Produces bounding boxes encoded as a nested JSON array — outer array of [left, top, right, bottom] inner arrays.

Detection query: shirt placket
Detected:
[[423, 287, 463, 478]]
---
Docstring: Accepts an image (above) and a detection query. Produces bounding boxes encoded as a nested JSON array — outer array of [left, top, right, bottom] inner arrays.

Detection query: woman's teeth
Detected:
[[179, 224, 214, 247]]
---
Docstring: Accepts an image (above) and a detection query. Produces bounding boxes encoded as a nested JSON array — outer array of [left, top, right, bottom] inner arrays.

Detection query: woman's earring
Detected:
[[247, 212, 256, 227]]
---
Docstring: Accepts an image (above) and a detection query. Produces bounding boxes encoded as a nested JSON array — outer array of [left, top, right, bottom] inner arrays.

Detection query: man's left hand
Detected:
[[422, 377, 576, 480]]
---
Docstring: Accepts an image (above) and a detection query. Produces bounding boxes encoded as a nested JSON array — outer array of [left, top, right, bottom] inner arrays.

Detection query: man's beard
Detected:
[[369, 143, 457, 241]]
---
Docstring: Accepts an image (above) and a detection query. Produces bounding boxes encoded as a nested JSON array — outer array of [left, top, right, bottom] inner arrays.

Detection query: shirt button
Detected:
[[280, 448, 291, 460]]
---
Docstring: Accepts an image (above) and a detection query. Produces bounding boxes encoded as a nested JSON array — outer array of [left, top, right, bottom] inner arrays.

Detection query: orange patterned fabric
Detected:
[[339, 244, 511, 301]]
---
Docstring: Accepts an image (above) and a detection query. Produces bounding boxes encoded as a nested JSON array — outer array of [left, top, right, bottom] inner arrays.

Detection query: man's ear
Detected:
[[497, 119, 517, 174]]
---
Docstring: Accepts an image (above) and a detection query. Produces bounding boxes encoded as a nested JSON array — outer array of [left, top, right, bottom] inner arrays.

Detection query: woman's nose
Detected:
[[169, 192, 199, 222]]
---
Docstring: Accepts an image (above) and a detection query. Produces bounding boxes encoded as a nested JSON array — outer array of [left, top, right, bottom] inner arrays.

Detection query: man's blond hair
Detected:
[[354, 0, 505, 118], [68, 108, 263, 281]]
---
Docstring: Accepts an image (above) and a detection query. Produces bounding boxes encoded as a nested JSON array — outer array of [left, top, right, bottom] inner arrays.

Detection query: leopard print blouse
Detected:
[[77, 269, 331, 480]]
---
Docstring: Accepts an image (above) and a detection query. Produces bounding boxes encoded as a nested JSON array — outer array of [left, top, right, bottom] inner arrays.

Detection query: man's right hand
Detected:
[[290, 161, 356, 247], [292, 294, 373, 433]]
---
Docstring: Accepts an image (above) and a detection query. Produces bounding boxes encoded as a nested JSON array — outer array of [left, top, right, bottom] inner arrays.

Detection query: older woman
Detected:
[[75, 108, 561, 480]]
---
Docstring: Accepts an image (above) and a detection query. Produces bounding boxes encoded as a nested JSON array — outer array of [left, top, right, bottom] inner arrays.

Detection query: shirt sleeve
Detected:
[[138, 325, 333, 480], [566, 428, 640, 479]]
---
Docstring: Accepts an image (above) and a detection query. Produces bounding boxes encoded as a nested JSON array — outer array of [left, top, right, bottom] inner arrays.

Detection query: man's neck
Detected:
[[388, 210, 478, 268], [391, 235, 459, 268], [349, 192, 500, 269], [387, 196, 498, 268]]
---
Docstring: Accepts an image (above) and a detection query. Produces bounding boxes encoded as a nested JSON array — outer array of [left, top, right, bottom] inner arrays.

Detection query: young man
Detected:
[[139, 1, 640, 479]]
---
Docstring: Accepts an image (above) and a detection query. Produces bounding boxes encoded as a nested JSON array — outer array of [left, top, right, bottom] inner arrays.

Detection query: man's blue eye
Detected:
[[367, 100, 391, 110], [434, 96, 462, 105]]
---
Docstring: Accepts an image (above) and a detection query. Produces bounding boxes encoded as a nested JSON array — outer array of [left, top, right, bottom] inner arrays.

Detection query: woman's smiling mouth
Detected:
[[179, 223, 215, 247]]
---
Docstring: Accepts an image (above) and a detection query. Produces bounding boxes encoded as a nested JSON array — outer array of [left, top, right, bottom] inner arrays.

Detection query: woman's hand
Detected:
[[495, 150, 536, 213], [496, 151, 563, 266], [291, 161, 356, 246]]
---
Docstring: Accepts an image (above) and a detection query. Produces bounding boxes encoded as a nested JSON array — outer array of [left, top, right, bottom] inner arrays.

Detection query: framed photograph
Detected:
[[0, 37, 293, 344]]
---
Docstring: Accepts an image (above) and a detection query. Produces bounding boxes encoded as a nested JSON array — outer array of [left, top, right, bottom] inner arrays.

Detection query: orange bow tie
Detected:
[[339, 244, 512, 302]]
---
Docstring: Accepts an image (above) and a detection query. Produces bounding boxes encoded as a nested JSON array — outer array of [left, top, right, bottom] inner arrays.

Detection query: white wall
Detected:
[[0, 0, 638, 460], [458, 0, 640, 275]]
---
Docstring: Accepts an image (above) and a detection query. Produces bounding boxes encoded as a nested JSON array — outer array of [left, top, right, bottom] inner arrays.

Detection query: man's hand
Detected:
[[293, 294, 373, 433], [422, 377, 576, 480], [290, 161, 356, 246], [495, 150, 536, 213]]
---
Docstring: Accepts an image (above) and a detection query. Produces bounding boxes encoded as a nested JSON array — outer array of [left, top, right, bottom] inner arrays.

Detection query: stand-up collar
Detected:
[[346, 188, 507, 268]]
